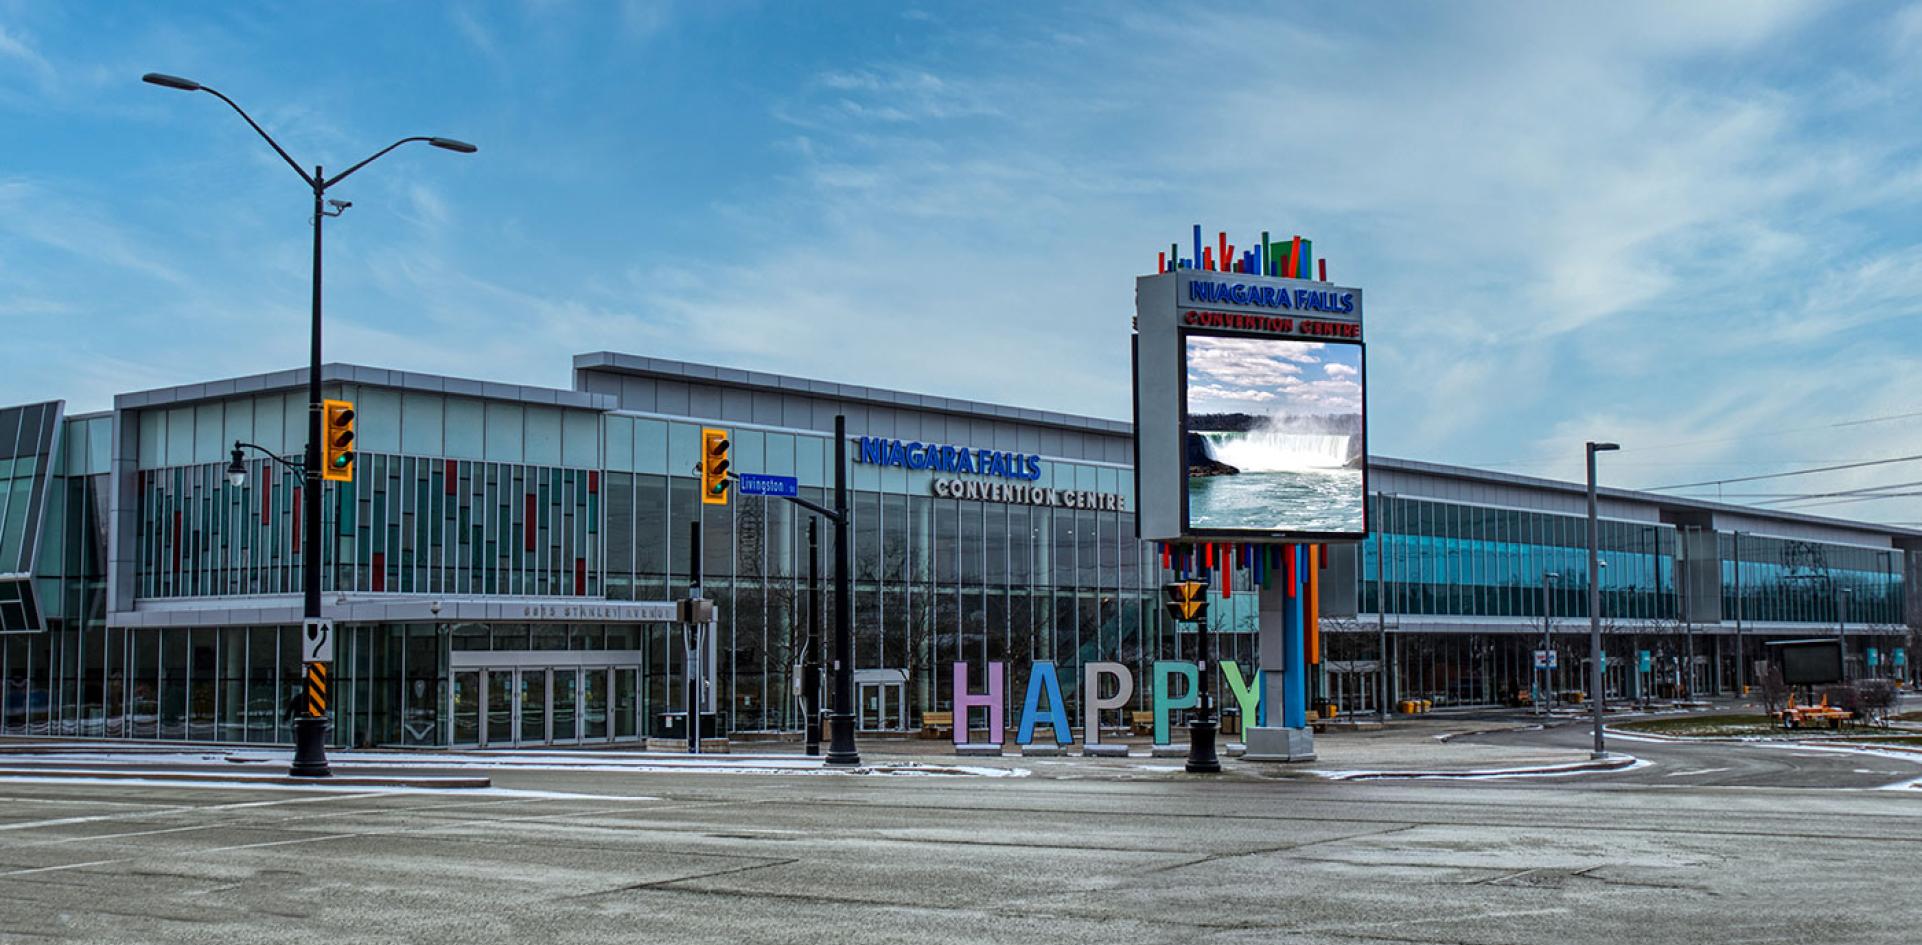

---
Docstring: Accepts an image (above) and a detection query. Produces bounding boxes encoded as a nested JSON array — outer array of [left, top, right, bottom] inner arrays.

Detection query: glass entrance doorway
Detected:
[[853, 668, 910, 732], [450, 652, 644, 748]]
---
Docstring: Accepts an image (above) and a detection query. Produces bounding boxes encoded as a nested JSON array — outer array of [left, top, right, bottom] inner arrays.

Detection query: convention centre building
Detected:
[[2, 352, 1914, 747]]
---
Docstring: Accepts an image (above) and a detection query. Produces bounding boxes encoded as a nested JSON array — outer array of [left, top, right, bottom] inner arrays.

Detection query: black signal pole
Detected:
[[765, 415, 858, 766], [142, 73, 474, 778]]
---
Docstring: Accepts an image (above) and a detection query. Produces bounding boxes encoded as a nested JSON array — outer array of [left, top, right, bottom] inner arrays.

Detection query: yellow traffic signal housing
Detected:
[[1162, 580, 1208, 623], [700, 427, 731, 506], [321, 399, 356, 483]]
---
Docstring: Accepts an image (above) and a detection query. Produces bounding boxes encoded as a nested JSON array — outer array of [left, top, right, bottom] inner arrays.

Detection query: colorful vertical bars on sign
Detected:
[[1155, 225, 1327, 283]]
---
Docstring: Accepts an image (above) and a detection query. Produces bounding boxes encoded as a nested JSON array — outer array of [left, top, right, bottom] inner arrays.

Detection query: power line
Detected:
[[1760, 478, 1922, 507], [1468, 408, 1922, 471], [1647, 453, 1922, 492]]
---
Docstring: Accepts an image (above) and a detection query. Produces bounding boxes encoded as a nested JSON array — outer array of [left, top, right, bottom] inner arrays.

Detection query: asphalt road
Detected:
[[0, 744, 1919, 945], [1460, 717, 1922, 789]]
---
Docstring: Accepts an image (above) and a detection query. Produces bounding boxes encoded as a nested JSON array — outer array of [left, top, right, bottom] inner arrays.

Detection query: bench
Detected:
[[1130, 710, 1155, 736], [919, 711, 954, 739]]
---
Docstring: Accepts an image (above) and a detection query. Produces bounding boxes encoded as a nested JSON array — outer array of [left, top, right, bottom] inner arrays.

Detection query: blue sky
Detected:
[[7, 2, 1922, 521]]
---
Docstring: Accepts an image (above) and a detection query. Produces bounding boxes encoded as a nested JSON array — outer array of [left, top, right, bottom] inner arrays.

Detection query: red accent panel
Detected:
[[1157, 251, 1166, 272], [1202, 246, 1213, 271], [574, 558, 586, 596], [588, 470, 598, 494], [1203, 542, 1213, 569], [525, 494, 537, 551], [445, 459, 458, 495], [371, 552, 385, 592], [260, 479, 271, 525], [1160, 544, 1170, 570], [1319, 544, 1329, 568], [1218, 232, 1228, 272], [1284, 544, 1298, 597], [1319, 258, 1327, 281], [1221, 544, 1232, 598]]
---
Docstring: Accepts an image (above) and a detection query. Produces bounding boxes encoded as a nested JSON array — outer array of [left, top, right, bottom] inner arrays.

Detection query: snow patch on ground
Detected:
[[1316, 756, 1648, 781]]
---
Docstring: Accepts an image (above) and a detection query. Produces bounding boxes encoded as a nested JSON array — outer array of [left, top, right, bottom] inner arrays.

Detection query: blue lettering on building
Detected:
[[1188, 278, 1354, 315], [853, 437, 1044, 481]]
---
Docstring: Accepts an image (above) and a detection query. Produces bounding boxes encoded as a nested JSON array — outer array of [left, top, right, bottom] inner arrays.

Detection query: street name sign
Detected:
[[737, 474, 799, 498]]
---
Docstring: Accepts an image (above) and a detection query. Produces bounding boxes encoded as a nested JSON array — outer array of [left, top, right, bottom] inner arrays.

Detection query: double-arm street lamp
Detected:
[[144, 72, 474, 777]]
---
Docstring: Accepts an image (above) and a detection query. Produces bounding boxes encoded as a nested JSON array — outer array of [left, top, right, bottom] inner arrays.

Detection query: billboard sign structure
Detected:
[[1766, 638, 1845, 686], [1136, 267, 1367, 542]]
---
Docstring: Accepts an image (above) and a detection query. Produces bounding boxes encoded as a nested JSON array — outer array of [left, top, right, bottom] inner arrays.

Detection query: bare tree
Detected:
[[1857, 679, 1897, 728], [1756, 663, 1788, 719]]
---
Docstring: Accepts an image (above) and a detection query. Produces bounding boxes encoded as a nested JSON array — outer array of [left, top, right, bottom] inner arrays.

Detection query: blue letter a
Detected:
[[1016, 662, 1073, 746]]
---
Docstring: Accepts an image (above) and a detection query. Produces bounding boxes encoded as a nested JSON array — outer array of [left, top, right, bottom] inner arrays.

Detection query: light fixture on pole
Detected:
[[145, 72, 474, 777], [1586, 441, 1619, 760]]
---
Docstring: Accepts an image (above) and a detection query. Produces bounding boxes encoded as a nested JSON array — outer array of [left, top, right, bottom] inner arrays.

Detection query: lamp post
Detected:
[[1537, 571, 1558, 716], [145, 73, 474, 776], [1587, 441, 1619, 759], [1733, 530, 1745, 694], [1838, 586, 1853, 680]]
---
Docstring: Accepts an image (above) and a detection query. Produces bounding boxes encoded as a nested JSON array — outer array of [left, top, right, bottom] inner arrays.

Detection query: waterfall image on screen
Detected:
[[1184, 335, 1365, 535]]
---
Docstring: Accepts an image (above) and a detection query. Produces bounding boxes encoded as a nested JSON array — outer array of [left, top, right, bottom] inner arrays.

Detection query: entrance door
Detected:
[[453, 671, 480, 746], [858, 682, 904, 731], [519, 670, 548, 745], [485, 671, 513, 747], [582, 669, 609, 742], [551, 669, 579, 744]]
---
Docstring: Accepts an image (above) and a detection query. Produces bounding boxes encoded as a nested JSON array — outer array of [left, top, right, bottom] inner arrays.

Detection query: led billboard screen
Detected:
[[1182, 334, 1366, 538]]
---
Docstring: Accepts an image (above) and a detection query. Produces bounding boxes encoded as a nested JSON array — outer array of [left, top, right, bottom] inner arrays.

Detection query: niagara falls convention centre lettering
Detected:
[[855, 436, 1128, 511], [1186, 278, 1356, 315]]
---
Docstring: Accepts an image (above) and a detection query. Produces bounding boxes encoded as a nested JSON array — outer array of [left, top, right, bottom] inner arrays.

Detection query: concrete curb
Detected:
[[1320, 754, 1639, 781], [0, 766, 492, 789]]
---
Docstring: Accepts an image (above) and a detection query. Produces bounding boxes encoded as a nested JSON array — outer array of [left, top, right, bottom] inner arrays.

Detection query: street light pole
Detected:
[[143, 73, 474, 776], [825, 415, 861, 766], [1838, 586, 1852, 680], [1587, 441, 1619, 760], [1538, 571, 1558, 716], [1733, 530, 1745, 694]]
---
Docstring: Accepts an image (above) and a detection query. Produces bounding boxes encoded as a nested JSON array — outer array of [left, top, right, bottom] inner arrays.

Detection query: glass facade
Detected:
[[1721, 532, 1901, 627], [3, 365, 1916, 745]]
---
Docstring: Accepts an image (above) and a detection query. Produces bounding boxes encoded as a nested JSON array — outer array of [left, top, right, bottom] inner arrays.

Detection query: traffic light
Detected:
[[321, 399, 356, 483], [700, 427, 731, 506], [1162, 580, 1208, 623]]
